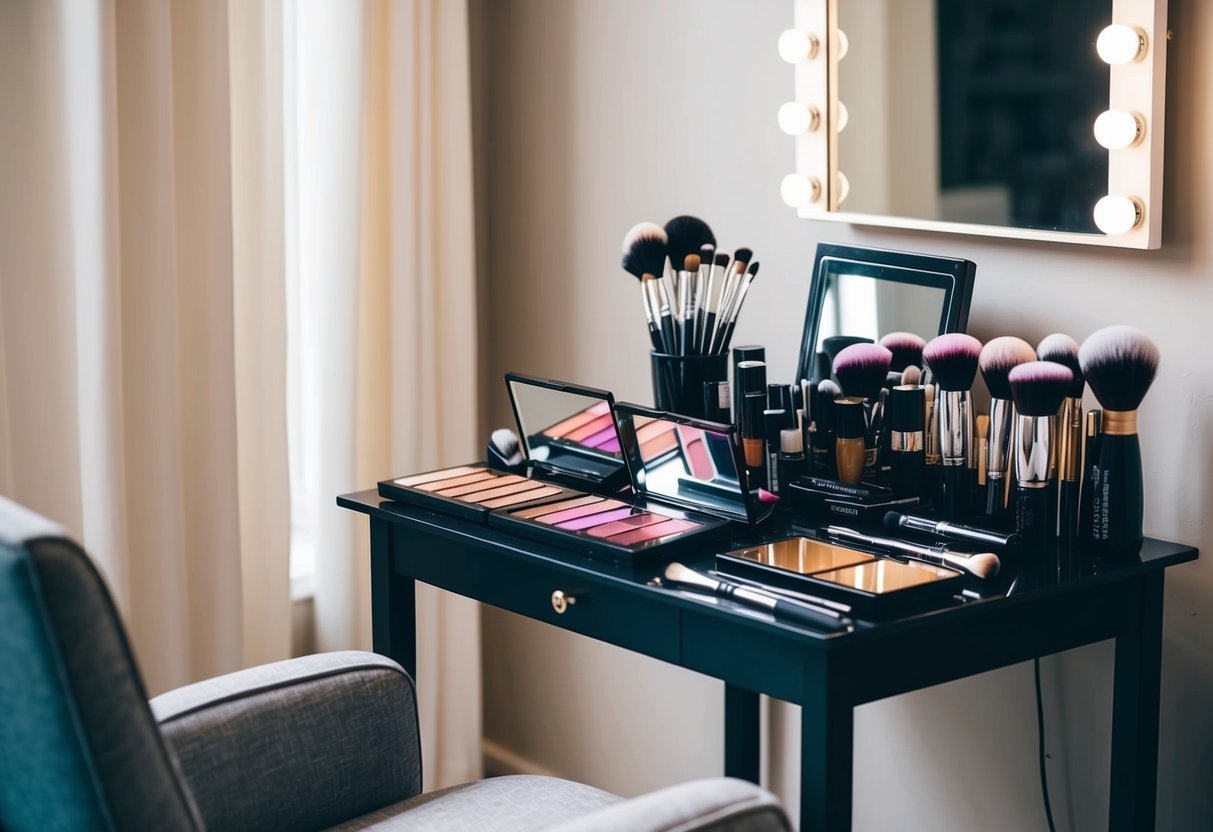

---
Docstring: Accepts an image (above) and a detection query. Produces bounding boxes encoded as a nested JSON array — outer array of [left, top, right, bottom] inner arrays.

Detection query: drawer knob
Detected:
[[551, 589, 577, 614]]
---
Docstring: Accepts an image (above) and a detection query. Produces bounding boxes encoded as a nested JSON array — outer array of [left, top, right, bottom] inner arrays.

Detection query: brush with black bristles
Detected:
[[978, 337, 1037, 525], [923, 333, 983, 521], [621, 222, 674, 353], [812, 379, 841, 477], [715, 258, 759, 354], [879, 331, 927, 372], [663, 215, 715, 311], [1077, 326, 1160, 559], [700, 251, 731, 354], [709, 247, 752, 353], [1008, 361, 1073, 554], [1037, 333, 1086, 549]]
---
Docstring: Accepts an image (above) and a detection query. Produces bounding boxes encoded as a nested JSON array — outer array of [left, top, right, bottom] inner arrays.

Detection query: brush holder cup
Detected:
[[650, 352, 728, 420]]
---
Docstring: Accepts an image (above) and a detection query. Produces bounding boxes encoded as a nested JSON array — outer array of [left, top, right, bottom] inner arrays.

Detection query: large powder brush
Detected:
[[879, 331, 927, 373], [923, 333, 983, 521], [833, 343, 893, 401], [1037, 333, 1086, 548], [978, 336, 1036, 523]]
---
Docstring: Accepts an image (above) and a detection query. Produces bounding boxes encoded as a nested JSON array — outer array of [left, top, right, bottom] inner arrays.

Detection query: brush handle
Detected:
[[1057, 478, 1079, 551], [889, 448, 924, 497], [1085, 432, 1144, 559], [702, 311, 720, 355], [658, 309, 677, 355], [982, 472, 1009, 526], [769, 597, 853, 632], [938, 464, 970, 522], [1014, 483, 1055, 555], [1078, 420, 1102, 543]]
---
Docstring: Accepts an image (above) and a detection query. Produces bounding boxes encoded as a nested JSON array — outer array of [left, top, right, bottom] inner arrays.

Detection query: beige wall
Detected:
[[475, 1, 1212, 829]]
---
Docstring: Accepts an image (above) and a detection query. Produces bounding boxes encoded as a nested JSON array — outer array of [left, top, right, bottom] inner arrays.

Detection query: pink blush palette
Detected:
[[489, 494, 726, 564], [378, 463, 578, 524]]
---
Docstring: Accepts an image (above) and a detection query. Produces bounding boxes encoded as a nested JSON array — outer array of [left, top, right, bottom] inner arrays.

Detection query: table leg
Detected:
[[724, 684, 761, 783], [801, 678, 853, 832], [1109, 571, 1164, 832], [370, 517, 417, 680]]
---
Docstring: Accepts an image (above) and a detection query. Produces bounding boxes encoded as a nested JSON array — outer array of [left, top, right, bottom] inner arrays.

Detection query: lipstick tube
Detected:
[[1013, 410, 1058, 554], [936, 388, 973, 521]]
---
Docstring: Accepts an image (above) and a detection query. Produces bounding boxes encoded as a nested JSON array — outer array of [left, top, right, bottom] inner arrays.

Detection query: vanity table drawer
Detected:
[[394, 529, 681, 663]]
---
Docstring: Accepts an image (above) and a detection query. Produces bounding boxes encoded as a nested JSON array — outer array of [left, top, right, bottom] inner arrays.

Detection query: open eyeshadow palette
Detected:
[[379, 464, 577, 524], [715, 536, 965, 617]]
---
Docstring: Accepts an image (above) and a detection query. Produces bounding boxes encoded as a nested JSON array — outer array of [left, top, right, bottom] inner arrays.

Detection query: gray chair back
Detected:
[[0, 496, 202, 831]]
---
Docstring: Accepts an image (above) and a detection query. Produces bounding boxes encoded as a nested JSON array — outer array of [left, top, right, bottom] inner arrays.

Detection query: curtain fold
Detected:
[[1, 0, 481, 788]]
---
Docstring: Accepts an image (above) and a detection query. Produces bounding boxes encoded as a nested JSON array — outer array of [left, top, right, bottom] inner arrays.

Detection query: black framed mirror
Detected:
[[794, 243, 975, 384]]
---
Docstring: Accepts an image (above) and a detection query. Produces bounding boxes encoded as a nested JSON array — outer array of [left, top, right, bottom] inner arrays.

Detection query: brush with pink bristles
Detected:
[[879, 331, 927, 372], [923, 333, 983, 520], [978, 336, 1037, 524], [1008, 361, 1073, 553]]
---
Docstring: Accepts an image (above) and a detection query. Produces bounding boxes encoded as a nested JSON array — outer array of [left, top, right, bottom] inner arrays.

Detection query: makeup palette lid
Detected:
[[612, 402, 774, 525], [505, 372, 629, 491]]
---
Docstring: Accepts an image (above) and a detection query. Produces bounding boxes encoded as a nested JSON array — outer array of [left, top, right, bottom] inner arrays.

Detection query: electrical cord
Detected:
[[1035, 657, 1058, 832]]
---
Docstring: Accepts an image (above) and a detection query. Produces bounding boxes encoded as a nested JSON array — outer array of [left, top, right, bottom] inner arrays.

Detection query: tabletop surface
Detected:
[[340, 489, 1199, 648]]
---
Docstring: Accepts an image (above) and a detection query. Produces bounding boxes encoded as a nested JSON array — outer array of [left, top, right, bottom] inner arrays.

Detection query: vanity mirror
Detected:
[[779, 0, 1167, 248], [795, 244, 974, 384]]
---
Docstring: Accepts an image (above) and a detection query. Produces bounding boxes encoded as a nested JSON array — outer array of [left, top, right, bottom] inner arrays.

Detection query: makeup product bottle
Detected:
[[764, 408, 787, 493], [735, 359, 767, 431], [1078, 326, 1159, 559], [886, 385, 925, 498], [923, 334, 982, 522], [741, 391, 768, 489], [778, 428, 806, 495], [731, 345, 764, 418], [834, 399, 866, 485], [811, 380, 840, 478], [1008, 362, 1072, 554]]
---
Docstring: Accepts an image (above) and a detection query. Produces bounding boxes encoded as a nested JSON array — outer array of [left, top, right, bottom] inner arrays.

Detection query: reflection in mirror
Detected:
[[508, 378, 626, 484], [814, 272, 947, 357], [837, 0, 1110, 233]]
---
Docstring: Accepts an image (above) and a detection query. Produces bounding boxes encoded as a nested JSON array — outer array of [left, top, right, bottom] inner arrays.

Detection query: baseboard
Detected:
[[482, 738, 560, 779]]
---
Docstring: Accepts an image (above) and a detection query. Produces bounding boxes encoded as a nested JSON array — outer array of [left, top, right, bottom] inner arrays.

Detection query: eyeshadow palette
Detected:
[[490, 493, 726, 564], [378, 464, 577, 524], [716, 535, 965, 617]]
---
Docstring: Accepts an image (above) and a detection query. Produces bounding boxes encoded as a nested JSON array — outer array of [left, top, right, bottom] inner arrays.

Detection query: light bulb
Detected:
[[1093, 195, 1143, 235], [1097, 25, 1146, 64], [834, 172, 851, 205], [1093, 110, 1145, 149], [778, 102, 819, 135], [778, 29, 818, 63], [836, 29, 849, 60], [781, 173, 821, 208], [836, 101, 849, 133]]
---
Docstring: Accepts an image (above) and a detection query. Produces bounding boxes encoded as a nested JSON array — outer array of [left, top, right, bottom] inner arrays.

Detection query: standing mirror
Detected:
[[780, 0, 1167, 248]]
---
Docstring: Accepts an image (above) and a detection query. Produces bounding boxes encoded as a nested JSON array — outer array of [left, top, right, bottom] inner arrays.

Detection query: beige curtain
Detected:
[[0, 0, 481, 790]]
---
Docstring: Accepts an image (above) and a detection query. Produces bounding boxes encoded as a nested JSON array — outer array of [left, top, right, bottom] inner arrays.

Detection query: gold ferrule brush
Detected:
[[1057, 397, 1083, 482], [1101, 409, 1138, 436]]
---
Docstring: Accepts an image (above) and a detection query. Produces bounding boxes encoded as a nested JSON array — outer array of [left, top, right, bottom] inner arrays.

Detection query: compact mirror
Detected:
[[505, 373, 628, 488], [795, 244, 975, 383], [613, 403, 771, 525]]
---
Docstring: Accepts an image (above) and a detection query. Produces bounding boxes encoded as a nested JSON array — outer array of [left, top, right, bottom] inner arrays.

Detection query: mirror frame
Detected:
[[785, 0, 1167, 249], [794, 243, 975, 384]]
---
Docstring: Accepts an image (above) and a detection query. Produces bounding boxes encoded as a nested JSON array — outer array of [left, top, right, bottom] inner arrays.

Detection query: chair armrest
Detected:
[[547, 778, 790, 832], [150, 651, 421, 832]]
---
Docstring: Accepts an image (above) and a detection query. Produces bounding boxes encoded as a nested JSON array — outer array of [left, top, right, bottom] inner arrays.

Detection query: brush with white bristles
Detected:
[[621, 222, 674, 354], [713, 258, 759, 354], [1008, 361, 1073, 552], [1037, 333, 1086, 547], [978, 336, 1037, 523], [487, 428, 525, 472], [923, 333, 983, 520], [1077, 325, 1160, 558]]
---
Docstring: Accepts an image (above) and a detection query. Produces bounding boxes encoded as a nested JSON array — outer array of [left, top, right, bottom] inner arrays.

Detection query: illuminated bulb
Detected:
[[778, 102, 819, 135], [836, 29, 849, 60], [1093, 195, 1143, 235], [834, 172, 851, 205], [1097, 25, 1146, 64], [836, 101, 849, 133], [1094, 110, 1145, 149], [778, 29, 819, 63], [781, 173, 821, 208]]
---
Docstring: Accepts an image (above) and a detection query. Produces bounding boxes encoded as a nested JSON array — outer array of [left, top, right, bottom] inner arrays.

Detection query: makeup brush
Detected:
[[824, 526, 1000, 580], [1008, 361, 1073, 554], [693, 244, 715, 353], [621, 222, 674, 353], [879, 332, 927, 372], [923, 333, 983, 521], [901, 365, 922, 387], [978, 337, 1037, 525], [1078, 326, 1160, 559], [664, 562, 853, 632], [700, 251, 731, 355], [812, 379, 841, 477], [833, 343, 893, 402], [487, 428, 525, 472], [1037, 334, 1086, 549], [679, 253, 701, 355], [717, 261, 760, 353], [664, 215, 715, 312]]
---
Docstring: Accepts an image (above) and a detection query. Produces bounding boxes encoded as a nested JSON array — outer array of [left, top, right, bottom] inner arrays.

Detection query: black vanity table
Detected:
[[340, 489, 1196, 831]]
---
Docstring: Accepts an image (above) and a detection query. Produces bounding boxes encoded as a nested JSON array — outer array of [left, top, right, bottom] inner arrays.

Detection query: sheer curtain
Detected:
[[0, 0, 481, 791]]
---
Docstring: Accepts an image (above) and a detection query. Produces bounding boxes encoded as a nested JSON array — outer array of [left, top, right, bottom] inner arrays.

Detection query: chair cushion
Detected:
[[0, 497, 202, 831], [324, 775, 621, 831]]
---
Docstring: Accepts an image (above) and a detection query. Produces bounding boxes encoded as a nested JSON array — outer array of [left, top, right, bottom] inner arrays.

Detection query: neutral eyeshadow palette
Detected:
[[716, 535, 965, 616], [378, 464, 578, 524]]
